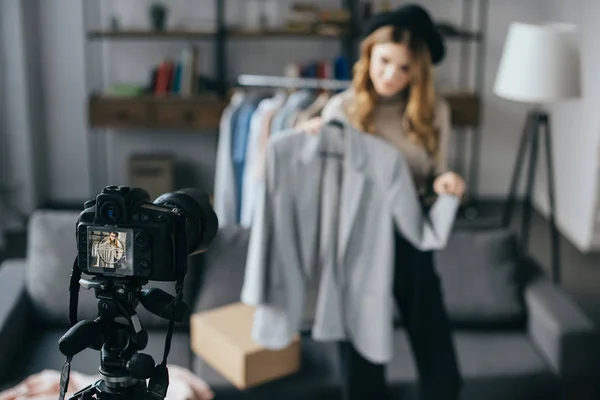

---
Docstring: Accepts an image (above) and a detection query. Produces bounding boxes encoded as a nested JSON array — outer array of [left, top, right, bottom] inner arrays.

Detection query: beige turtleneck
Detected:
[[321, 89, 451, 193]]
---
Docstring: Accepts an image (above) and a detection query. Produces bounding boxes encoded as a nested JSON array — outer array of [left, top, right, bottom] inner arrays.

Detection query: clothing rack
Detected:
[[237, 74, 352, 91]]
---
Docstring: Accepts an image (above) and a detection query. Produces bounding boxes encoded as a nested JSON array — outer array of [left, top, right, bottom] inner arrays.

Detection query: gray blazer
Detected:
[[241, 122, 459, 364]]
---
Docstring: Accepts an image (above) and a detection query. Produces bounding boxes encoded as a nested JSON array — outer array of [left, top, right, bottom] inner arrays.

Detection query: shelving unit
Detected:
[[87, 0, 362, 132], [87, 29, 347, 40], [455, 0, 489, 214], [89, 94, 228, 131], [87, 29, 217, 39], [86, 0, 486, 108], [84, 0, 488, 199]]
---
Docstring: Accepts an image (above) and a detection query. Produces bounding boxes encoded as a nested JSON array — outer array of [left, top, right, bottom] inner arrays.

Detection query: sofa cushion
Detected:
[[434, 228, 526, 328], [25, 210, 199, 330], [194, 225, 251, 312], [192, 329, 558, 400], [196, 226, 526, 328]]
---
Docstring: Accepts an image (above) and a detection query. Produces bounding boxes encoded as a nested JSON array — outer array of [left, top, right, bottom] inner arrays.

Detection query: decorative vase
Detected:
[[150, 3, 168, 31]]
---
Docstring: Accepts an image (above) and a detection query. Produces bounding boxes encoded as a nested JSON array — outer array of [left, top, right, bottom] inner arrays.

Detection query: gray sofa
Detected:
[[0, 209, 598, 399]]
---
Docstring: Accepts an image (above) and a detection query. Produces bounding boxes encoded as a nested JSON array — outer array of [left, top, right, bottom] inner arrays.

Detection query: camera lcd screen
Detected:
[[87, 228, 134, 276]]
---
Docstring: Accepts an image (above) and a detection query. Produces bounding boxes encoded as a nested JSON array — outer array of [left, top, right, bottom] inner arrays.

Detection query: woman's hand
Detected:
[[433, 172, 465, 197], [167, 365, 214, 400], [296, 117, 324, 134]]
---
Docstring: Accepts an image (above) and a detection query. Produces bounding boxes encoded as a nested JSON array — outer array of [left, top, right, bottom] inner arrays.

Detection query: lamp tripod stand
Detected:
[[501, 110, 561, 284]]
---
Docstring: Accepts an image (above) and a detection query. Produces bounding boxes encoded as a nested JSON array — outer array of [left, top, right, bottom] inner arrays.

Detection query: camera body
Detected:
[[77, 185, 184, 282]]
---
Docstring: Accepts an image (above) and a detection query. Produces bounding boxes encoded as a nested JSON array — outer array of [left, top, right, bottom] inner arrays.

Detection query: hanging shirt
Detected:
[[240, 93, 286, 228], [270, 90, 316, 135], [213, 91, 245, 226], [231, 96, 263, 223], [302, 129, 345, 333], [241, 122, 460, 364]]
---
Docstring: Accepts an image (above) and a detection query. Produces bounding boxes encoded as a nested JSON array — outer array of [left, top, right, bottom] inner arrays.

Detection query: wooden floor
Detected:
[[1, 201, 600, 328]]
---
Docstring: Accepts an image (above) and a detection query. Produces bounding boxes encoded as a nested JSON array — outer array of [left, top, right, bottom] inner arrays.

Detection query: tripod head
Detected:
[[58, 276, 189, 400]]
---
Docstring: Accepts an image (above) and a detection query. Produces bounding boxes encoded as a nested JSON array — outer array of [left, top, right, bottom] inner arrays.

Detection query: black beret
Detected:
[[363, 4, 446, 65]]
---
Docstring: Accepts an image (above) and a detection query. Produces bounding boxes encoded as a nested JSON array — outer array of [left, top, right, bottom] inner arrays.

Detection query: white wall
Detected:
[[0, 0, 46, 220], [1, 0, 89, 211], [38, 0, 91, 203], [527, 0, 600, 252]]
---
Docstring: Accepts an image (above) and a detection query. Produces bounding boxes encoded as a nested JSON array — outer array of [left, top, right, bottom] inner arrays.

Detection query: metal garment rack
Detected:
[[458, 0, 489, 215], [215, 0, 359, 96], [237, 74, 352, 90]]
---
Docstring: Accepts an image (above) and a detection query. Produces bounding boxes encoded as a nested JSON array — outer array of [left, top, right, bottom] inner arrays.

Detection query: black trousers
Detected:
[[339, 232, 463, 400]]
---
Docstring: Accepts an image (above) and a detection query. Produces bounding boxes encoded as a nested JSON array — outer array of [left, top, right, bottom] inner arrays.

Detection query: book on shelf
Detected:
[[148, 45, 201, 96]]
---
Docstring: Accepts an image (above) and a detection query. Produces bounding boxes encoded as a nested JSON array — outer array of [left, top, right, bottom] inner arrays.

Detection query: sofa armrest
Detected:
[[0, 259, 30, 382], [525, 276, 600, 381]]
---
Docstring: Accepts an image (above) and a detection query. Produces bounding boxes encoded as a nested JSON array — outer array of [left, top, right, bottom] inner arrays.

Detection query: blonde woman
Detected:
[[300, 5, 464, 399]]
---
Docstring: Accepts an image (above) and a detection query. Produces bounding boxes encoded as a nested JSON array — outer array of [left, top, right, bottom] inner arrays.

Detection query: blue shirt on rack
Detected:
[[231, 96, 262, 223]]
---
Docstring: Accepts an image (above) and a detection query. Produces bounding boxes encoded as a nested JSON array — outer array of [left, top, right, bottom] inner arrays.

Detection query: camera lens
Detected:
[[154, 188, 218, 254], [100, 201, 121, 222]]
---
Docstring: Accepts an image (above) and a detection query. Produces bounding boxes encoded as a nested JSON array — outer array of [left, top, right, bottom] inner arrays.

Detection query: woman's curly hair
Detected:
[[347, 26, 440, 159]]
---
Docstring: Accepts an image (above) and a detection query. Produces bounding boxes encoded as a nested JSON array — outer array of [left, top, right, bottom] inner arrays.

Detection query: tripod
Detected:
[[501, 110, 561, 284], [58, 277, 189, 400]]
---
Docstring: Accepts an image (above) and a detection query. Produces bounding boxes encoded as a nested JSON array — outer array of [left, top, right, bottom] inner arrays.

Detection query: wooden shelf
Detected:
[[87, 29, 481, 45], [436, 23, 483, 42], [88, 28, 478, 42], [227, 28, 346, 38], [441, 91, 480, 127], [87, 28, 347, 40], [441, 31, 482, 42], [87, 29, 216, 40], [89, 95, 227, 131], [89, 92, 479, 130]]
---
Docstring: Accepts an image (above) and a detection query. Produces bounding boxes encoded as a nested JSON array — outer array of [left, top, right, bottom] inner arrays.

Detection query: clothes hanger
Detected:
[[319, 119, 345, 159], [326, 119, 345, 129], [272, 87, 288, 101], [295, 91, 331, 126]]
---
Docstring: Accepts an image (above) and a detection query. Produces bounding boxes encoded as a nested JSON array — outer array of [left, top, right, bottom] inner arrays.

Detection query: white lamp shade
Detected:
[[494, 22, 582, 103]]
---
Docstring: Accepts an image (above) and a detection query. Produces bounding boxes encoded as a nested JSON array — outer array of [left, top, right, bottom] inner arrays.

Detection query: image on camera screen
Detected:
[[88, 228, 134, 276]]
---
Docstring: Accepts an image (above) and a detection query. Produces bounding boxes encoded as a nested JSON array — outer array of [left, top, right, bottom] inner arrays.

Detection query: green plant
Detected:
[[149, 1, 168, 30]]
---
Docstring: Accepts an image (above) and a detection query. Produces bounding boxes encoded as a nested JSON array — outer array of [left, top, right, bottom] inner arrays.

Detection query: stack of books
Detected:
[[150, 45, 201, 96]]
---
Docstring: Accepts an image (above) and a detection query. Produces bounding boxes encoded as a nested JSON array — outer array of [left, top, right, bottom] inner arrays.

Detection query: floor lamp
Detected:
[[493, 22, 581, 284]]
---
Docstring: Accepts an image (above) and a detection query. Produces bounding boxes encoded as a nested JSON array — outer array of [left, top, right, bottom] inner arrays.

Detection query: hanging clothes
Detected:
[[294, 91, 331, 127], [240, 91, 287, 228], [231, 94, 265, 223], [270, 90, 317, 135], [213, 91, 245, 226], [301, 126, 344, 332], [241, 121, 460, 364]]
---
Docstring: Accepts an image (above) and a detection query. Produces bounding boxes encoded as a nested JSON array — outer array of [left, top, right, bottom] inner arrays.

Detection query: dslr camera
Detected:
[[76, 185, 217, 282], [59, 185, 218, 400]]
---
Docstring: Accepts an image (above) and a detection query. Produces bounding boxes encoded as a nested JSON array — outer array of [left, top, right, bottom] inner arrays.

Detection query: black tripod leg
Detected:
[[541, 115, 561, 284], [502, 112, 534, 227], [520, 115, 540, 255]]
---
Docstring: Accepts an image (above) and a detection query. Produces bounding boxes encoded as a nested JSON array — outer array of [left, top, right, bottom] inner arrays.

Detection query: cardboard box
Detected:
[[191, 303, 301, 389], [128, 154, 174, 201]]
